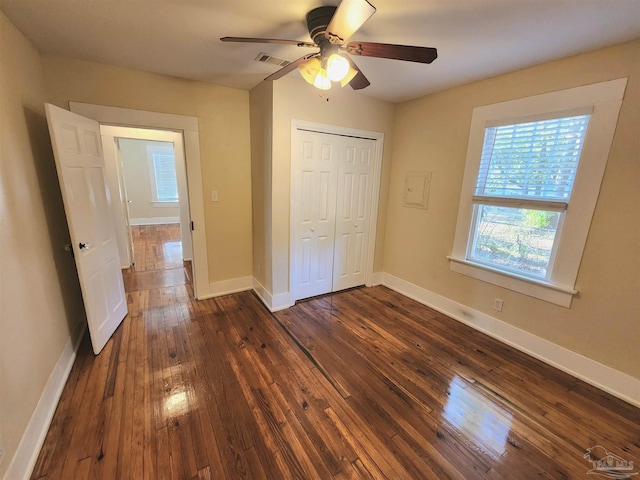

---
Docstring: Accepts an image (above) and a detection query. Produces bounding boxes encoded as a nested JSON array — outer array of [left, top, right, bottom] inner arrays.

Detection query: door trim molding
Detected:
[[290, 119, 384, 303], [69, 102, 210, 299]]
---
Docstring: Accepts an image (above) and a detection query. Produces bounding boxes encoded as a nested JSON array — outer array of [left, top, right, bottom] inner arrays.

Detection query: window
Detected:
[[147, 145, 179, 204], [449, 79, 626, 307], [470, 114, 589, 279]]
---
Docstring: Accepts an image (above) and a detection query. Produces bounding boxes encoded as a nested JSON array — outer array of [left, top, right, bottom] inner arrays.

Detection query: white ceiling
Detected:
[[1, 0, 639, 103]]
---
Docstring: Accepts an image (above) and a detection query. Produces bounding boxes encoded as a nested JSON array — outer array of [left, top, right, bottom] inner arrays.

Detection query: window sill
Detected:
[[151, 201, 179, 208], [447, 256, 577, 308]]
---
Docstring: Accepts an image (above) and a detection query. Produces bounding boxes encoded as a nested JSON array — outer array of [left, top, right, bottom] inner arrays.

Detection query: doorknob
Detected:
[[310, 227, 315, 232]]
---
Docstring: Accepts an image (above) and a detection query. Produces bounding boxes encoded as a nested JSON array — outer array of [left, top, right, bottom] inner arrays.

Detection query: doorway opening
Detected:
[[100, 125, 194, 292], [69, 102, 210, 299], [119, 137, 184, 273]]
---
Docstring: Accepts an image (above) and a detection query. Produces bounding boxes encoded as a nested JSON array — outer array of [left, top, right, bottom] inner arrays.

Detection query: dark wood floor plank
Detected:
[[30, 336, 92, 479], [276, 287, 640, 479], [114, 314, 139, 480], [196, 317, 255, 477], [31, 224, 640, 480]]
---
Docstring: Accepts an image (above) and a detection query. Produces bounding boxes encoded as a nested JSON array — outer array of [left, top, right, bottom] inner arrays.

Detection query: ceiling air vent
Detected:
[[255, 52, 291, 67]]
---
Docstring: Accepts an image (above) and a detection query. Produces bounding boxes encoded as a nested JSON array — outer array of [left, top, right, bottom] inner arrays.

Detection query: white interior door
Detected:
[[291, 130, 338, 300], [291, 128, 376, 302], [333, 136, 376, 291], [119, 149, 135, 266], [45, 103, 128, 355], [100, 134, 132, 268]]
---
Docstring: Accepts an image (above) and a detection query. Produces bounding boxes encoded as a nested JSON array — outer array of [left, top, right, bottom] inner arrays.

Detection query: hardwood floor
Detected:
[[130, 224, 184, 272], [32, 224, 640, 479]]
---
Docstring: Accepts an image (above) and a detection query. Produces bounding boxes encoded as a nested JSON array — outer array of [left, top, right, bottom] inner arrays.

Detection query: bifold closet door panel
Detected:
[[333, 136, 376, 292], [291, 130, 338, 300]]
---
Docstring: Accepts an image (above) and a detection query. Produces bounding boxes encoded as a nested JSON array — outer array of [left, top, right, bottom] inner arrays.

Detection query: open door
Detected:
[[45, 103, 128, 354]]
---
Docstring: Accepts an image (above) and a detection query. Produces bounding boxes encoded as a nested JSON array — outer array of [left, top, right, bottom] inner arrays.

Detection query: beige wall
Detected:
[[119, 138, 180, 220], [249, 81, 273, 291], [0, 13, 85, 478], [385, 39, 640, 378], [42, 55, 253, 284], [269, 77, 396, 296]]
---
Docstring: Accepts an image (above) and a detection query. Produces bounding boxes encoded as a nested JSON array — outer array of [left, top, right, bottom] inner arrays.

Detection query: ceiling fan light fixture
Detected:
[[340, 65, 359, 87], [299, 57, 332, 90], [298, 57, 322, 85], [326, 53, 350, 82], [313, 69, 332, 90], [222, 0, 439, 92]]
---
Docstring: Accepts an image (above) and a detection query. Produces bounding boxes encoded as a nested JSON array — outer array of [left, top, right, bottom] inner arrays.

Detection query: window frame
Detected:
[[147, 144, 179, 206], [467, 111, 591, 282], [449, 79, 627, 307]]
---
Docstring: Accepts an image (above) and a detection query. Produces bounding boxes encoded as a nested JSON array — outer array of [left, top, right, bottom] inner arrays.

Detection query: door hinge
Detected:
[[190, 221, 194, 231]]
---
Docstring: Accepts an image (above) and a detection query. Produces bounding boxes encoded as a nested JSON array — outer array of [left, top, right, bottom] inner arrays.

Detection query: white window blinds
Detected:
[[475, 115, 590, 202], [153, 153, 179, 202]]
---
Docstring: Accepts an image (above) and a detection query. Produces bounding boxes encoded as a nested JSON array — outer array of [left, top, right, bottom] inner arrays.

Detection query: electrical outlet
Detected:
[[493, 298, 504, 312]]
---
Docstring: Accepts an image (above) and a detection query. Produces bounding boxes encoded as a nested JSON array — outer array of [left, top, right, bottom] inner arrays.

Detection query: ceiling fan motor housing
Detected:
[[306, 5, 341, 65], [306, 6, 337, 44]]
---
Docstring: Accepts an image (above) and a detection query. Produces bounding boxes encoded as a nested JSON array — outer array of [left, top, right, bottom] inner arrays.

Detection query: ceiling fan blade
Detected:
[[264, 53, 318, 82], [325, 0, 376, 45], [346, 41, 438, 64], [221, 37, 316, 48], [345, 56, 370, 90]]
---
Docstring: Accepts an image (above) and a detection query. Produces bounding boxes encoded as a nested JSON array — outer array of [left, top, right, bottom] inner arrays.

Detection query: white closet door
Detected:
[[333, 136, 376, 291], [291, 130, 338, 300]]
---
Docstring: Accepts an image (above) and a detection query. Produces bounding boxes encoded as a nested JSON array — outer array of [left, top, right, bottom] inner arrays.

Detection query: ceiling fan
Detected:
[[221, 0, 437, 91]]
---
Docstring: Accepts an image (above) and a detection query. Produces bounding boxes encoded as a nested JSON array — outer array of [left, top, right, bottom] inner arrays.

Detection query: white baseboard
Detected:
[[381, 273, 640, 408], [130, 216, 179, 226], [4, 323, 87, 480], [252, 278, 293, 312], [199, 276, 253, 299], [367, 271, 383, 287]]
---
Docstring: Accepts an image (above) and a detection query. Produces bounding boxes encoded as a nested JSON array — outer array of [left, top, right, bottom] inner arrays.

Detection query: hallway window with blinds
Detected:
[[152, 153, 179, 202], [469, 114, 590, 279], [147, 144, 179, 204], [449, 79, 626, 306]]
